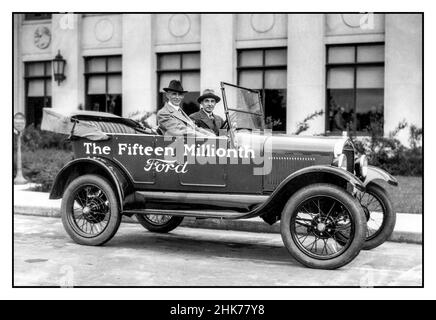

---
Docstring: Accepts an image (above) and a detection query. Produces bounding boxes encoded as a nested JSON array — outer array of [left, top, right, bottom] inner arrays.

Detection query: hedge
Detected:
[[21, 148, 73, 192], [14, 125, 73, 192], [351, 122, 422, 177]]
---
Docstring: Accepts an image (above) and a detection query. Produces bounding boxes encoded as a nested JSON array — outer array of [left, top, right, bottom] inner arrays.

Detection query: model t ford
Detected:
[[42, 82, 397, 269]]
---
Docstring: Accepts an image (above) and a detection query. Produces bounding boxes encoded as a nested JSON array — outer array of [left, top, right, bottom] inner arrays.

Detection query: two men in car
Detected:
[[157, 80, 224, 136]]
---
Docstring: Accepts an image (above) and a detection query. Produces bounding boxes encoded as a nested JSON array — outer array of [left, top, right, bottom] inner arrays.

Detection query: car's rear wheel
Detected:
[[280, 183, 366, 269], [61, 174, 121, 246], [357, 183, 396, 250], [135, 214, 184, 233]]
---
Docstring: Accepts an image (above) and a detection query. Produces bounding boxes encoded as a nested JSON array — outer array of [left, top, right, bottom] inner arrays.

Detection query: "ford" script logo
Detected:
[[144, 158, 188, 173]]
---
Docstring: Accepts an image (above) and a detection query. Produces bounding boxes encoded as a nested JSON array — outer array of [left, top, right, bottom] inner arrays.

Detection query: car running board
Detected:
[[123, 208, 247, 219]]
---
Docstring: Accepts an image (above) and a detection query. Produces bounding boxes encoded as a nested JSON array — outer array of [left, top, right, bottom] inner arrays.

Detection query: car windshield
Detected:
[[221, 83, 265, 131]]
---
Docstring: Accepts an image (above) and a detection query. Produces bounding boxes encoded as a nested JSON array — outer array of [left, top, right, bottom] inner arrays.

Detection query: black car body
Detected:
[[43, 83, 398, 269]]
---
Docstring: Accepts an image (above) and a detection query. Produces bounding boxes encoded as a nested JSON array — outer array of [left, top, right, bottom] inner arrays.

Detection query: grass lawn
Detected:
[[381, 176, 423, 214]]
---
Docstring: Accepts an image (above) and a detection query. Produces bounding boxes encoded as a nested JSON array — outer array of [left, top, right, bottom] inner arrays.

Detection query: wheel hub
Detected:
[[81, 199, 107, 223], [311, 217, 334, 239], [317, 222, 326, 232]]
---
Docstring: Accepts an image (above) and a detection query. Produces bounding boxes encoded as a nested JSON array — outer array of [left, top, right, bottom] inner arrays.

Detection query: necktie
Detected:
[[210, 115, 218, 134]]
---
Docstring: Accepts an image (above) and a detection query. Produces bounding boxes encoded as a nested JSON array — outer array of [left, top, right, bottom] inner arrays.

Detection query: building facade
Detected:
[[13, 13, 422, 144]]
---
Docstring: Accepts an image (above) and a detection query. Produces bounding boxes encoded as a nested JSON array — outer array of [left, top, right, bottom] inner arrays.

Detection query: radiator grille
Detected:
[[343, 148, 354, 173], [264, 154, 317, 191]]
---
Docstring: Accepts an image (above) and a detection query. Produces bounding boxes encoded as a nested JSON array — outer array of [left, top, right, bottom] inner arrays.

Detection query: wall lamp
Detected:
[[53, 50, 66, 85]]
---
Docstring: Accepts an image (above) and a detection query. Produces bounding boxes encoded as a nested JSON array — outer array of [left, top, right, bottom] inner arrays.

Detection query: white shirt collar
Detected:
[[168, 101, 180, 111]]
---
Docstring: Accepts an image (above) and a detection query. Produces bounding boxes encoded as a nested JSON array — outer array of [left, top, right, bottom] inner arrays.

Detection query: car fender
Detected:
[[49, 157, 133, 210], [274, 165, 366, 194], [249, 165, 365, 224], [362, 165, 398, 187]]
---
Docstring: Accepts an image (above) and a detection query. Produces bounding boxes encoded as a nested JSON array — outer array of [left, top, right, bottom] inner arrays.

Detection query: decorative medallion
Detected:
[[168, 14, 191, 38], [250, 14, 275, 33], [341, 14, 365, 28], [34, 26, 51, 49], [94, 18, 114, 42]]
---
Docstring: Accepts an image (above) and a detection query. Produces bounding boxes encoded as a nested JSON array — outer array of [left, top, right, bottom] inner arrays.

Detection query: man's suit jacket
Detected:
[[157, 103, 213, 136], [189, 109, 224, 136]]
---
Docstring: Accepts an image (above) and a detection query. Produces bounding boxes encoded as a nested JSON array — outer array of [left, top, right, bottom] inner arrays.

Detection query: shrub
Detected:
[[21, 148, 73, 192], [21, 124, 72, 152], [351, 120, 422, 176], [14, 125, 72, 181], [293, 110, 324, 135], [409, 124, 423, 150]]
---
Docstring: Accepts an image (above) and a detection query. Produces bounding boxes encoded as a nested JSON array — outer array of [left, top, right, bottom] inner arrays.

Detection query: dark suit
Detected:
[[157, 103, 214, 136], [189, 109, 224, 136]]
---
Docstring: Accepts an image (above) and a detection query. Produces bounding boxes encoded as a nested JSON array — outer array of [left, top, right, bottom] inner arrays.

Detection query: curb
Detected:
[[13, 205, 422, 245], [180, 216, 422, 245]]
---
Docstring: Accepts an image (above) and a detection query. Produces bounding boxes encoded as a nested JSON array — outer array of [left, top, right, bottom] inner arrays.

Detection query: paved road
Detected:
[[14, 215, 422, 287]]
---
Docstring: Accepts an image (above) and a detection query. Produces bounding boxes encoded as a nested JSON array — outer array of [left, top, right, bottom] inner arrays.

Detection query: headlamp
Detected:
[[335, 154, 347, 171], [354, 155, 368, 178]]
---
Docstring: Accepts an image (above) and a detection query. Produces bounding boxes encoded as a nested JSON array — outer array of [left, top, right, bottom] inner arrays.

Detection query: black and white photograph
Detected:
[[10, 8, 427, 298]]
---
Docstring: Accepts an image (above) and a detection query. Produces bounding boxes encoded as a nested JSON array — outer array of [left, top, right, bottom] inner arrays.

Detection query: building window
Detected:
[[24, 13, 52, 21], [157, 52, 200, 115], [25, 61, 52, 127], [237, 48, 287, 132], [84, 56, 122, 116], [326, 43, 385, 135]]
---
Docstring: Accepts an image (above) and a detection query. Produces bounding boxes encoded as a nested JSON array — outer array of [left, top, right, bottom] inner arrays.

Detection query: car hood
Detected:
[[235, 132, 349, 156], [268, 134, 349, 156]]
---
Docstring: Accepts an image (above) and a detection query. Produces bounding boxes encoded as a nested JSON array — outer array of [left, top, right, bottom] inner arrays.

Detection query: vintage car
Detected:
[[42, 82, 397, 270]]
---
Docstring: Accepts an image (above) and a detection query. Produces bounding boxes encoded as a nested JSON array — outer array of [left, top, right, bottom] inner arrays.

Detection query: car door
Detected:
[[178, 136, 228, 188]]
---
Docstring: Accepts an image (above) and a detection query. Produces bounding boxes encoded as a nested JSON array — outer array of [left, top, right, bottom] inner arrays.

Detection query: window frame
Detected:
[[24, 60, 52, 126], [236, 47, 287, 132], [156, 51, 201, 110], [325, 42, 385, 135], [84, 55, 122, 115], [24, 13, 52, 21]]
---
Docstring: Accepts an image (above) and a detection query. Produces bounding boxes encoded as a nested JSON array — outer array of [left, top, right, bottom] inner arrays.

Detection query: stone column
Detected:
[[51, 13, 83, 112], [287, 14, 325, 135], [384, 14, 422, 145], [13, 14, 22, 113], [200, 14, 235, 118], [122, 14, 155, 123]]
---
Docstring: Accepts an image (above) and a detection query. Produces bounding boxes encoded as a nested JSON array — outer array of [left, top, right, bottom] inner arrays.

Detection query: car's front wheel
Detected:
[[61, 174, 121, 246], [135, 214, 184, 233], [280, 183, 366, 269]]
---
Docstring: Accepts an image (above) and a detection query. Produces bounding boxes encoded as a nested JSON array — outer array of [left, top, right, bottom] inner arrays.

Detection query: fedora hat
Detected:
[[163, 80, 187, 93], [197, 89, 221, 103]]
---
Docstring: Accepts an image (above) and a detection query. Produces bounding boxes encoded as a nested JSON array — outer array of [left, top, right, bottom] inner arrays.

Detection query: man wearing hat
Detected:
[[157, 80, 214, 136], [189, 89, 224, 136]]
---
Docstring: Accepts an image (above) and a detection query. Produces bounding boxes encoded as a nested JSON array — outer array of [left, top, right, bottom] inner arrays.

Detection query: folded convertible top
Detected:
[[41, 108, 111, 141]]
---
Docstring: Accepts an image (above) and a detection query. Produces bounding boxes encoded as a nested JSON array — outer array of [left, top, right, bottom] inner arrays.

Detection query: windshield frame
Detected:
[[220, 82, 266, 132]]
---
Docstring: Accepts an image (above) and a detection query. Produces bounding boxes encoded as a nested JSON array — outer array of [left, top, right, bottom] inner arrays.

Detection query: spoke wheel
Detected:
[[292, 196, 354, 260], [61, 174, 121, 246], [281, 183, 366, 269], [135, 214, 184, 233], [143, 215, 173, 226], [69, 184, 110, 238], [358, 191, 384, 241], [357, 183, 396, 250]]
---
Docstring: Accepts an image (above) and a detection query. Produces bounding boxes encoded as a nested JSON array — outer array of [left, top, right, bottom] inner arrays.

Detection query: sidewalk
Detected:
[[13, 184, 422, 244]]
